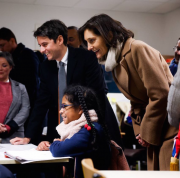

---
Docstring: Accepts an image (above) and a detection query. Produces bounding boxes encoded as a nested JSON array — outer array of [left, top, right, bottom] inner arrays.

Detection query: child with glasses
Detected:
[[37, 85, 111, 178]]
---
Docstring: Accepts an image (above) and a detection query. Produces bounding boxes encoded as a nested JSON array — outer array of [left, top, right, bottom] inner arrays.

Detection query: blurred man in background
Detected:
[[67, 26, 81, 48], [169, 38, 180, 76]]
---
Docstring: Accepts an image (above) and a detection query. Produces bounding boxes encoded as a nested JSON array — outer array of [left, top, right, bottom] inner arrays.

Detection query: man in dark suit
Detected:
[[10, 19, 123, 147]]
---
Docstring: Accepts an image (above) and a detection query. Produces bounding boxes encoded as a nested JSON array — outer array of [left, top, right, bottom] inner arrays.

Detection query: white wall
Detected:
[[163, 8, 180, 55], [0, 2, 179, 55]]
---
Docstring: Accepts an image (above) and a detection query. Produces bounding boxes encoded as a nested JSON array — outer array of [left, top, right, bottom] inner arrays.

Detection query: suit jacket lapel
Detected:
[[67, 46, 78, 85], [6, 79, 19, 118]]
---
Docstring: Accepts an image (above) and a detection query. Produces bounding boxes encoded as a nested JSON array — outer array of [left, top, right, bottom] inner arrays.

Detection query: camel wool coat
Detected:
[[112, 37, 178, 170]]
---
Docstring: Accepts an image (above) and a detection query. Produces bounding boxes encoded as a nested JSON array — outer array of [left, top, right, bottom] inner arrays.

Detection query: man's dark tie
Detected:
[[58, 61, 66, 124]]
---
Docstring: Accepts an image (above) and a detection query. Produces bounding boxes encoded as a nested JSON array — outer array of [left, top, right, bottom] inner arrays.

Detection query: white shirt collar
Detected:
[[56, 48, 68, 68]]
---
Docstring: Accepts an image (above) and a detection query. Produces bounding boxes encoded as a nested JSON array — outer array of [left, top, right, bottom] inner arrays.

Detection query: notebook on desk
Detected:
[[4, 148, 71, 164]]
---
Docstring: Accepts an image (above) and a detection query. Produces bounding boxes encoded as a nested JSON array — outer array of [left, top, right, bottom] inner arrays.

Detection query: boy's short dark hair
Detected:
[[0, 27, 17, 43], [34, 19, 68, 46]]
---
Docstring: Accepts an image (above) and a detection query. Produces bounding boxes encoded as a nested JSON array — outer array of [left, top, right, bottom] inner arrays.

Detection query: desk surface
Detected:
[[99, 171, 180, 178], [0, 144, 70, 164]]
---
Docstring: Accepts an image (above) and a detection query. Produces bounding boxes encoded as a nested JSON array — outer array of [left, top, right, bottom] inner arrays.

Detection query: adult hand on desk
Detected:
[[36, 141, 51, 151], [10, 137, 30, 145], [0, 124, 7, 133]]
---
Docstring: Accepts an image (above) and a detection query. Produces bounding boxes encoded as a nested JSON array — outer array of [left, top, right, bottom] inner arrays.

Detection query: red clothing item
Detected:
[[0, 81, 13, 132], [175, 123, 180, 158]]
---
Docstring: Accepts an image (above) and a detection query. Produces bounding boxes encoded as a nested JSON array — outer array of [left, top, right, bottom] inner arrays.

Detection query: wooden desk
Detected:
[[99, 170, 180, 178], [0, 144, 72, 178]]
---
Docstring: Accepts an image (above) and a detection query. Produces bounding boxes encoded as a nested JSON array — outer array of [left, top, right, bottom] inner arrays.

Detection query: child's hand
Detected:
[[36, 141, 51, 151], [53, 138, 62, 142]]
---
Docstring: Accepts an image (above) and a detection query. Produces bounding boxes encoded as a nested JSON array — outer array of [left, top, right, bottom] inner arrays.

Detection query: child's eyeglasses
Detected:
[[61, 104, 73, 109]]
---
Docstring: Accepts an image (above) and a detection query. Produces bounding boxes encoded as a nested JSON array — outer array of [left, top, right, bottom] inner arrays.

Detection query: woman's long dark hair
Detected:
[[63, 85, 110, 148], [79, 14, 134, 48]]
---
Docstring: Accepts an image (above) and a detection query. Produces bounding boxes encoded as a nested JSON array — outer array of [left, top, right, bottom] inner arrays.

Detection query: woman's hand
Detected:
[[36, 141, 51, 151], [0, 124, 7, 133], [53, 138, 62, 142], [136, 134, 150, 147]]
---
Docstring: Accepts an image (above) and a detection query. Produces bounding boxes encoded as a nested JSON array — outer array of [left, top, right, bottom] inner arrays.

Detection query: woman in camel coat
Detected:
[[79, 14, 178, 170]]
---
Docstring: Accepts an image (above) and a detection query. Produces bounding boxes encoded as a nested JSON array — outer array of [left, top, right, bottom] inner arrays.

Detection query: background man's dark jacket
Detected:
[[10, 43, 39, 108]]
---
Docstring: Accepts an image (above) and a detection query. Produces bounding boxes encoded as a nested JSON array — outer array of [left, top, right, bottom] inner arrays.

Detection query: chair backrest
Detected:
[[81, 158, 105, 178], [109, 140, 130, 170]]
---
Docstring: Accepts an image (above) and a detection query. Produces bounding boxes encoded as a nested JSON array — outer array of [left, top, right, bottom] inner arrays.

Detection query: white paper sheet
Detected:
[[4, 149, 71, 164]]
